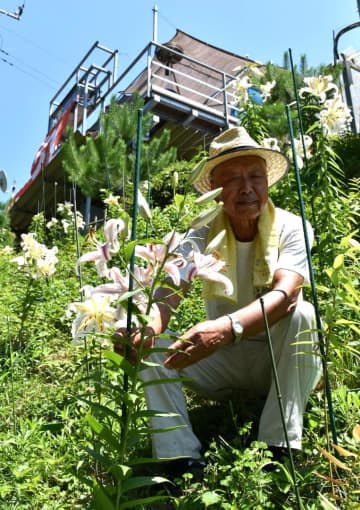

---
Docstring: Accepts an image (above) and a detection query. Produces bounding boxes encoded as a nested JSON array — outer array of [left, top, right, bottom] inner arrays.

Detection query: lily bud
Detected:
[[172, 171, 179, 190], [195, 187, 223, 205], [205, 229, 226, 254], [191, 202, 223, 229], [188, 158, 207, 185], [137, 189, 152, 221]]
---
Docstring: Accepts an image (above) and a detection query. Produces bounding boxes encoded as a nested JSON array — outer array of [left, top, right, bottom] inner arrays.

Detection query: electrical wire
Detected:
[[0, 20, 68, 65], [0, 51, 57, 89], [0, 46, 60, 87]]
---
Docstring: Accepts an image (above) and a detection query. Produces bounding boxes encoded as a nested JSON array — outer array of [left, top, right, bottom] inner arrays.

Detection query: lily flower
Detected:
[[91, 265, 153, 309], [317, 94, 352, 135], [77, 218, 128, 277], [233, 75, 252, 103], [104, 218, 128, 249], [0, 245, 13, 256], [260, 80, 276, 101], [262, 137, 281, 152], [135, 232, 187, 286], [91, 266, 129, 296], [75, 212, 85, 230], [69, 293, 119, 339], [77, 243, 111, 277], [57, 201, 73, 215], [46, 217, 58, 229], [287, 135, 313, 169], [103, 193, 120, 207], [186, 251, 234, 296], [299, 75, 338, 103], [62, 219, 70, 233], [12, 234, 59, 278]]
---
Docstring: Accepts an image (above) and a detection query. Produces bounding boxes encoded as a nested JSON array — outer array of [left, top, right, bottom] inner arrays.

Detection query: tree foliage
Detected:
[[62, 94, 177, 197]]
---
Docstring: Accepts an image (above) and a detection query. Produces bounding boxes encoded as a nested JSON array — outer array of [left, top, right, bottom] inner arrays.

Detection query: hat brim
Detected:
[[193, 147, 290, 194]]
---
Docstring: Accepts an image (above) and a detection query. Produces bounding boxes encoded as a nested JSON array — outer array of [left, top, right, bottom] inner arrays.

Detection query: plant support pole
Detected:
[[285, 105, 338, 446], [259, 297, 303, 510], [288, 49, 318, 234], [124, 108, 143, 385]]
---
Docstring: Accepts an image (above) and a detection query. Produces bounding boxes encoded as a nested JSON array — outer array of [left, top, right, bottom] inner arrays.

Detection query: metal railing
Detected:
[[102, 40, 243, 127]]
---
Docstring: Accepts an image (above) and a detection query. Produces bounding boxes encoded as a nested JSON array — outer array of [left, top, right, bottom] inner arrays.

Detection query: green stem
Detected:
[[17, 277, 34, 351], [7, 317, 17, 434]]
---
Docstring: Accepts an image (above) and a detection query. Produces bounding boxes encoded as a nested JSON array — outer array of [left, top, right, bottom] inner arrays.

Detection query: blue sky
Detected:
[[0, 0, 359, 196]]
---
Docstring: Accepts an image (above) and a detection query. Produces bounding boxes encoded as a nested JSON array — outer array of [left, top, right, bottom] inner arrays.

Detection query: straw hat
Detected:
[[192, 127, 290, 194]]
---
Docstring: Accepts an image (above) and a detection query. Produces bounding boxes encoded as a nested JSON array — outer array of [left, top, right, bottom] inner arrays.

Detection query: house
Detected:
[[9, 29, 262, 233]]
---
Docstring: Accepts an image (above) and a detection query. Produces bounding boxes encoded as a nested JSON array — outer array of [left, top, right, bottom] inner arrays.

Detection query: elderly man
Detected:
[[135, 127, 322, 469]]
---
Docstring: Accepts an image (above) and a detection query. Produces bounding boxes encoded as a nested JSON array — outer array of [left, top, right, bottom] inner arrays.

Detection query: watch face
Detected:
[[233, 319, 243, 337], [228, 315, 243, 343]]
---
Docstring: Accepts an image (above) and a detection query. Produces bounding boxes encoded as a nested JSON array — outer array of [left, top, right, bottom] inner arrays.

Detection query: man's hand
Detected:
[[164, 316, 233, 370], [114, 324, 158, 364]]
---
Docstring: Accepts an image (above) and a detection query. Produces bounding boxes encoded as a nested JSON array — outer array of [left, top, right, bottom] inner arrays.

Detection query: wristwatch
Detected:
[[227, 314, 244, 344]]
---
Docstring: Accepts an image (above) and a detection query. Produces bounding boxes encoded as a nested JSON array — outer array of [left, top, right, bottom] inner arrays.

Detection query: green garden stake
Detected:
[[286, 105, 338, 446], [260, 298, 303, 510], [123, 108, 143, 394], [288, 48, 317, 230], [71, 181, 90, 379]]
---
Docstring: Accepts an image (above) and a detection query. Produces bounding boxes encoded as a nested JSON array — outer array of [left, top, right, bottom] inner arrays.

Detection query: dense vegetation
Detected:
[[0, 61, 359, 509]]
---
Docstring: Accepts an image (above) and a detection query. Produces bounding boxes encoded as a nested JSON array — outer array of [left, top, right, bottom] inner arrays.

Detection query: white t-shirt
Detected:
[[179, 208, 313, 320]]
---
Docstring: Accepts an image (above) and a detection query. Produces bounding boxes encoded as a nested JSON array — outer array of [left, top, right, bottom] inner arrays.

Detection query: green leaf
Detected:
[[135, 409, 179, 419], [121, 495, 171, 509], [79, 399, 122, 423], [147, 424, 186, 434], [116, 289, 143, 304], [123, 240, 137, 261], [85, 414, 120, 451], [140, 376, 191, 388], [84, 447, 113, 469], [127, 430, 142, 448], [103, 350, 136, 378], [201, 491, 222, 506], [109, 464, 132, 481], [174, 193, 185, 211], [93, 481, 115, 510], [39, 421, 64, 433], [122, 475, 169, 493], [333, 254, 344, 269]]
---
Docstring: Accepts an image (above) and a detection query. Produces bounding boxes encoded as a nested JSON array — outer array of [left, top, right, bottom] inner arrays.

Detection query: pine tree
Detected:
[[62, 94, 177, 198]]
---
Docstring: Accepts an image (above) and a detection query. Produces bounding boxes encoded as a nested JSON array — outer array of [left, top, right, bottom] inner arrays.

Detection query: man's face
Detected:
[[211, 155, 269, 221]]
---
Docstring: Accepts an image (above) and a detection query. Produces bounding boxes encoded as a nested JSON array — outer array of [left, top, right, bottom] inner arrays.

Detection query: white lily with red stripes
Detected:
[[77, 218, 128, 277]]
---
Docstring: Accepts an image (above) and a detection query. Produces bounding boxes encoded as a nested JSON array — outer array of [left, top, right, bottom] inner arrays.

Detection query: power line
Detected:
[[0, 46, 60, 86], [0, 20, 68, 65], [0, 50, 57, 89]]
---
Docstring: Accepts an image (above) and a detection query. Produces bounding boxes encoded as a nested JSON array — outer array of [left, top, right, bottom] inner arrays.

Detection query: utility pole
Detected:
[[0, 3, 24, 20]]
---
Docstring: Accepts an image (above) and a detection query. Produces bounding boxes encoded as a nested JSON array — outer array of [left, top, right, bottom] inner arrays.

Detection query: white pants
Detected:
[[141, 301, 322, 459]]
